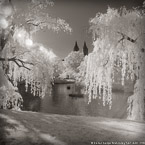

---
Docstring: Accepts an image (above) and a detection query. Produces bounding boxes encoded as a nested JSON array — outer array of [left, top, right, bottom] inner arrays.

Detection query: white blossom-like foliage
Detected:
[[1, 27, 54, 98], [60, 51, 84, 79], [0, 0, 72, 100], [86, 6, 145, 113], [13, 0, 72, 34]]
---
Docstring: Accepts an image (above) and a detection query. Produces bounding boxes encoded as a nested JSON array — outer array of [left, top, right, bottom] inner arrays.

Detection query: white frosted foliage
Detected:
[[0, 0, 72, 101], [86, 6, 145, 116]]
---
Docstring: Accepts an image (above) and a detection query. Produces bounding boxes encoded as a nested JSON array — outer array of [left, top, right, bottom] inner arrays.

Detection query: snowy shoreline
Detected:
[[0, 109, 145, 145]]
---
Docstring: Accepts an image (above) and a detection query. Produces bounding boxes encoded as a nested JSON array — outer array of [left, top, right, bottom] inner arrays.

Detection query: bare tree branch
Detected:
[[27, 21, 46, 27], [0, 57, 33, 70], [103, 59, 109, 67], [117, 32, 145, 53], [117, 32, 137, 43], [26, 19, 35, 23], [5, 73, 15, 87]]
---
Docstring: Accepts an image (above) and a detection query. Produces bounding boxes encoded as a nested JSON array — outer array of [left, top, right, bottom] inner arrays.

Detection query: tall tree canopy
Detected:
[[0, 0, 71, 109], [85, 5, 145, 120], [60, 51, 84, 79]]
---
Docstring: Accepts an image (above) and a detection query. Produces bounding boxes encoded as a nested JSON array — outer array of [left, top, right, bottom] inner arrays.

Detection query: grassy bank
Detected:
[[0, 109, 145, 145]]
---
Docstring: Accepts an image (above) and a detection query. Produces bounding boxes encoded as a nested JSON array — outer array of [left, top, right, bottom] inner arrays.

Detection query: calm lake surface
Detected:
[[40, 84, 133, 119]]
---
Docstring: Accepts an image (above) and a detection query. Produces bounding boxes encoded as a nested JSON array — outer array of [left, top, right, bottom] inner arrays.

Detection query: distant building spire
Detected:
[[83, 41, 88, 56], [73, 41, 79, 51]]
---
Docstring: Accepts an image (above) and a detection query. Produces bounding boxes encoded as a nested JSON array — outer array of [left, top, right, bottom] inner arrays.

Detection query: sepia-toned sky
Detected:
[[20, 0, 145, 58]]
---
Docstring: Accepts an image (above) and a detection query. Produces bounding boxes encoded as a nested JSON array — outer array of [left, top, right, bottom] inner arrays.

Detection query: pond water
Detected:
[[40, 83, 133, 119]]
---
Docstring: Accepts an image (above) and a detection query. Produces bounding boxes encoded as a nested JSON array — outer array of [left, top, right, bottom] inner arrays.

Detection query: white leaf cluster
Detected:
[[60, 51, 84, 79], [0, 0, 72, 100], [86, 6, 145, 110]]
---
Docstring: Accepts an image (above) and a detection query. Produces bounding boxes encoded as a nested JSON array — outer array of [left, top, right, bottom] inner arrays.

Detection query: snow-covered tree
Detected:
[[60, 51, 84, 79], [52, 57, 65, 79], [78, 55, 88, 83], [86, 5, 145, 120], [0, 0, 71, 109]]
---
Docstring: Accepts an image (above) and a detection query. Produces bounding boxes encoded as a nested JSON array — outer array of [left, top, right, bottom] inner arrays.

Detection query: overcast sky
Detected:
[[32, 0, 144, 58]]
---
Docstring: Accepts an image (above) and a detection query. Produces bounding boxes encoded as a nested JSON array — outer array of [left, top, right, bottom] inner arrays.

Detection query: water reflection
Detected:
[[40, 84, 133, 119]]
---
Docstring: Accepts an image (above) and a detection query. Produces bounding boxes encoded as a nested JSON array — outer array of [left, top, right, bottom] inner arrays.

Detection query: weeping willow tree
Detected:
[[0, 0, 71, 109], [86, 4, 145, 120]]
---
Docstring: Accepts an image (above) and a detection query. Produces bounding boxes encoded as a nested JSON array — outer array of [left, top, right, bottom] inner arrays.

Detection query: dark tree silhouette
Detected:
[[83, 41, 88, 56], [73, 41, 79, 51]]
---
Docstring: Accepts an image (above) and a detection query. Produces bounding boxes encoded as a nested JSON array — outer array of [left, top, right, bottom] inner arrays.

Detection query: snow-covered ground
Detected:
[[0, 109, 145, 145]]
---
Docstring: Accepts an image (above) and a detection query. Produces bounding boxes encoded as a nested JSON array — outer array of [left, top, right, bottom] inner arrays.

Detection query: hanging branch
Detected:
[[0, 57, 33, 70], [5, 73, 15, 87], [117, 32, 145, 53], [27, 21, 46, 27], [117, 32, 137, 43], [103, 58, 109, 67]]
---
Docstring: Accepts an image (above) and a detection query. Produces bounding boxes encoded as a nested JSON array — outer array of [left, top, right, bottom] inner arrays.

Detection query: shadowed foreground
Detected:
[[0, 109, 145, 145]]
